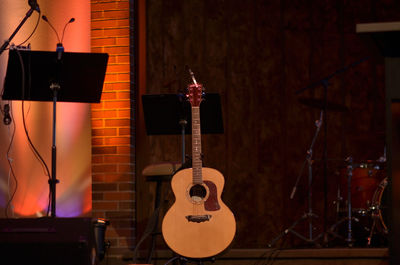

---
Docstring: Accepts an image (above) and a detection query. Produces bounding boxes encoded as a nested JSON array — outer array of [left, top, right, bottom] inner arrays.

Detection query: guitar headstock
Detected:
[[187, 83, 204, 107]]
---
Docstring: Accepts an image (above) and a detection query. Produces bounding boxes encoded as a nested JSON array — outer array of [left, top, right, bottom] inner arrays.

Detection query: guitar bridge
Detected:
[[185, 215, 212, 223]]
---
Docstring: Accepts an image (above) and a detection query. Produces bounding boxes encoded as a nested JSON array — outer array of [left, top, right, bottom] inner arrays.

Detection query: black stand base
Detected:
[[268, 213, 322, 248]]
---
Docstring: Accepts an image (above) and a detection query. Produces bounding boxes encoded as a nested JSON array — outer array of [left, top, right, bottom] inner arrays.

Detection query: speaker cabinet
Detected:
[[0, 217, 97, 265]]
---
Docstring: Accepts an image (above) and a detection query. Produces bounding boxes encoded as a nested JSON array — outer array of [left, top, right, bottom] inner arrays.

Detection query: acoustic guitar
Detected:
[[161, 72, 236, 258]]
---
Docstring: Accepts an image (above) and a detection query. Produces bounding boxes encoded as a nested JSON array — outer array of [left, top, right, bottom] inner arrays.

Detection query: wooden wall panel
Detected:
[[137, 0, 400, 249]]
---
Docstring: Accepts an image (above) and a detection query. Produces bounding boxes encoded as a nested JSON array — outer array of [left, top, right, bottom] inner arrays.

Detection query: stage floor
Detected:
[[124, 248, 389, 265]]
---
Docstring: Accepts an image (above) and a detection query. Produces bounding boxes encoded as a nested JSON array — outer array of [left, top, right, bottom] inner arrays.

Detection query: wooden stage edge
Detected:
[[121, 248, 389, 265]]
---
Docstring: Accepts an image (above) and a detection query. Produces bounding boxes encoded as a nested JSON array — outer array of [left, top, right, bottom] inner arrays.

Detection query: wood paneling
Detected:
[[137, 0, 400, 249]]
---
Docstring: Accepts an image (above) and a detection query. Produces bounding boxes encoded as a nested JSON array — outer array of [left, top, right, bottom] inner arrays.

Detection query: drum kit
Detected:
[[300, 97, 389, 247], [267, 58, 389, 248], [268, 95, 389, 248]]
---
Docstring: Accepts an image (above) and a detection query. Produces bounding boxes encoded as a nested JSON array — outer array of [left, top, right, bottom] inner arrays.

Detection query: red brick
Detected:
[[116, 37, 130, 45], [101, 92, 117, 100], [91, 211, 106, 219], [105, 118, 131, 127], [119, 201, 134, 210], [92, 174, 105, 182], [107, 55, 117, 64], [103, 192, 133, 201], [104, 155, 131, 163], [91, 12, 104, 20], [92, 146, 117, 155], [92, 164, 117, 173], [91, 102, 104, 110], [105, 211, 134, 220], [104, 82, 130, 91], [92, 138, 104, 146], [118, 128, 131, 136], [91, 37, 116, 46], [117, 2, 130, 9], [117, 146, 132, 154], [103, 28, 129, 37], [92, 128, 117, 136], [118, 109, 131, 118], [91, 47, 103, 53], [92, 155, 104, 163], [93, 183, 118, 191], [118, 164, 133, 172], [104, 173, 133, 182], [103, 10, 129, 20], [104, 73, 118, 82], [104, 46, 130, 55], [117, 73, 130, 82], [91, 119, 104, 128], [105, 137, 131, 145], [116, 55, 130, 63], [92, 192, 104, 200], [92, 110, 118, 119], [104, 100, 130, 109], [107, 63, 130, 73], [119, 183, 134, 191], [91, 2, 117, 12], [93, 201, 119, 210]]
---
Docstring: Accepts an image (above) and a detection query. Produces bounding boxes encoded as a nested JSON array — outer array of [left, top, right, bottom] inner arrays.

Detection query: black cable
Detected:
[[16, 49, 52, 216], [163, 256, 180, 265], [4, 103, 17, 218], [16, 10, 41, 46]]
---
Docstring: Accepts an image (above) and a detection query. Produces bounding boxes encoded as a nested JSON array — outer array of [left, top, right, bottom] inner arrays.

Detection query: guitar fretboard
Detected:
[[192, 106, 202, 184]]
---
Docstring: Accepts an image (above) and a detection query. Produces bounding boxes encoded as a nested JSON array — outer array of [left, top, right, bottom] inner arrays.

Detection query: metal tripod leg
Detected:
[[268, 212, 322, 248], [269, 111, 324, 248]]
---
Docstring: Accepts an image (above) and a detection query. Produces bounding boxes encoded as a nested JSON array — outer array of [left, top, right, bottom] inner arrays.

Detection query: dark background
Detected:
[[136, 0, 400, 249]]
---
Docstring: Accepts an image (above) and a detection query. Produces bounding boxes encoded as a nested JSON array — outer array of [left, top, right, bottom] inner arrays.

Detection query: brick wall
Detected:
[[90, 0, 135, 257]]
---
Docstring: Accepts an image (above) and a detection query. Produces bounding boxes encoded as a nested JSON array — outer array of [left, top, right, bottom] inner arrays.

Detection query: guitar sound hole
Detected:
[[189, 184, 207, 202]]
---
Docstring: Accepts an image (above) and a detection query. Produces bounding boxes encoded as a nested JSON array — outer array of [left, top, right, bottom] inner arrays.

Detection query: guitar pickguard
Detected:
[[204, 180, 220, 211]]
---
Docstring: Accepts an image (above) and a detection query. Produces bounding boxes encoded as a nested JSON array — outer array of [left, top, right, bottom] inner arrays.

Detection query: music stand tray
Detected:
[[142, 93, 224, 135], [2, 49, 108, 103]]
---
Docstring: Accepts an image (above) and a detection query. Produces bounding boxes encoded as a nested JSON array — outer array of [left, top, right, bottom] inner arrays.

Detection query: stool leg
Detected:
[[146, 180, 163, 264]]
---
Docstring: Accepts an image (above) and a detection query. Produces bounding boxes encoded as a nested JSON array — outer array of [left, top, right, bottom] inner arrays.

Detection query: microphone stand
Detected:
[[0, 7, 37, 56], [268, 111, 324, 247]]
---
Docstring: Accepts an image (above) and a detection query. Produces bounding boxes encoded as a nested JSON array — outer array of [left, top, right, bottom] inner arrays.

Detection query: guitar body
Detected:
[[162, 167, 236, 258]]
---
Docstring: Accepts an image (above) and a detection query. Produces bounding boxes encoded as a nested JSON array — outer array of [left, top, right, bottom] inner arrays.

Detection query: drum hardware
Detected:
[[326, 157, 358, 246], [367, 177, 389, 246], [268, 111, 324, 248], [327, 159, 388, 247]]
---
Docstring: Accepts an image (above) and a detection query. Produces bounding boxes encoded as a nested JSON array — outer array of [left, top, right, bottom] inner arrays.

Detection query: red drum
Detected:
[[340, 162, 386, 212]]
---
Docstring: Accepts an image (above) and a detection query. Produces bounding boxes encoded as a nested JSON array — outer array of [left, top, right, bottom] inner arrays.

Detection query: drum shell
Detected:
[[340, 164, 385, 211]]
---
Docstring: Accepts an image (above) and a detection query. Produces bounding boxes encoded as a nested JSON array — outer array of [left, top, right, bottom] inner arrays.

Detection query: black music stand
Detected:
[[142, 93, 224, 165], [2, 49, 108, 217]]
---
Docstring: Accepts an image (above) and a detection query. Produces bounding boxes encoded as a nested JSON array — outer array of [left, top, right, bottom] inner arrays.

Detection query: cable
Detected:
[[15, 49, 52, 216], [4, 103, 17, 218], [16, 10, 41, 46]]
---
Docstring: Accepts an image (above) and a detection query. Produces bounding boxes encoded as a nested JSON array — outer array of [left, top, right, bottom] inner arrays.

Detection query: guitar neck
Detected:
[[192, 106, 202, 184]]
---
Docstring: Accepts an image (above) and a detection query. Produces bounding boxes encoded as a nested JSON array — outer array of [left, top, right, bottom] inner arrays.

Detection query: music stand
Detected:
[[2, 49, 108, 217], [142, 93, 224, 164]]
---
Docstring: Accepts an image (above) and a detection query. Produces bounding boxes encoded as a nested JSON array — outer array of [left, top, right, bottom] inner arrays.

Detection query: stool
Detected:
[[133, 162, 181, 264]]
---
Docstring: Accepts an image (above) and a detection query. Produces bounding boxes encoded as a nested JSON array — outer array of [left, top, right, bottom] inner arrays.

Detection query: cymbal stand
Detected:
[[268, 111, 323, 247]]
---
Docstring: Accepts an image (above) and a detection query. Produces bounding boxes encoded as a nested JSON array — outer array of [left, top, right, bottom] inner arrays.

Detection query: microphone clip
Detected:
[[56, 43, 64, 61]]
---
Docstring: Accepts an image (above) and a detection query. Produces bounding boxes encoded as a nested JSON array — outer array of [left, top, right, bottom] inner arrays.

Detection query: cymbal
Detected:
[[298, 97, 349, 112]]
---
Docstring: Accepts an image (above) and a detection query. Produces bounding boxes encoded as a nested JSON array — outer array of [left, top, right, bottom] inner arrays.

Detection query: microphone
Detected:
[[28, 0, 40, 13], [61, 17, 75, 43], [42, 16, 75, 61], [42, 15, 61, 43]]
